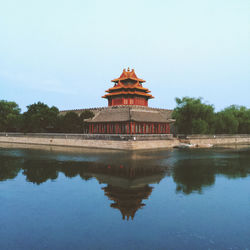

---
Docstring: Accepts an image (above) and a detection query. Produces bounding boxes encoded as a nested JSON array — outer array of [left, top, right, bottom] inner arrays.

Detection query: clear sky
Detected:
[[0, 0, 249, 112]]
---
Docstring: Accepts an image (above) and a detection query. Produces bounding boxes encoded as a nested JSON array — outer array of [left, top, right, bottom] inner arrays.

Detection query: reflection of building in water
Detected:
[[0, 148, 168, 220], [90, 164, 166, 220], [103, 185, 153, 221]]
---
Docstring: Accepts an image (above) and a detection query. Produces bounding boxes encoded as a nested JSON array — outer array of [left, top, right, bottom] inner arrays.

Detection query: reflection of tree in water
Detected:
[[173, 159, 215, 194], [0, 154, 165, 220], [1, 148, 250, 219], [22, 160, 58, 185], [22, 160, 166, 220], [173, 151, 250, 194], [0, 156, 21, 181], [215, 156, 250, 179]]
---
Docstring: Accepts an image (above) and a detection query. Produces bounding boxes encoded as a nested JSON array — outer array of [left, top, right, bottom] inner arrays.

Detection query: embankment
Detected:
[[0, 133, 249, 150], [178, 134, 250, 146], [0, 133, 178, 150]]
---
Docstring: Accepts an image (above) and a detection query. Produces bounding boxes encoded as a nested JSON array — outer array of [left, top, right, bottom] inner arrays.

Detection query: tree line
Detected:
[[173, 97, 250, 134], [0, 100, 94, 133], [0, 98, 250, 134]]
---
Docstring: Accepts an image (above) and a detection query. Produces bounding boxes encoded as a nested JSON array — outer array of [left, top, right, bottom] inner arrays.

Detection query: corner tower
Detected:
[[102, 68, 154, 107]]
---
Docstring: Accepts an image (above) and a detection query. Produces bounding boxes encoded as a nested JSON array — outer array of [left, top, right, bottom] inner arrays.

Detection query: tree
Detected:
[[80, 110, 94, 133], [58, 110, 94, 133], [0, 100, 21, 132], [172, 97, 215, 134], [227, 105, 250, 134], [214, 105, 250, 134], [60, 111, 81, 133], [214, 109, 238, 134], [22, 102, 59, 132]]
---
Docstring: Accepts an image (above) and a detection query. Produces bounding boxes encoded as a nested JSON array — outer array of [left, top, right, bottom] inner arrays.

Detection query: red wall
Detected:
[[108, 97, 148, 106]]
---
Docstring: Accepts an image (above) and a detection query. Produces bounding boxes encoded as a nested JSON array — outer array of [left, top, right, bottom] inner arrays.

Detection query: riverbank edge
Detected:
[[0, 133, 249, 150]]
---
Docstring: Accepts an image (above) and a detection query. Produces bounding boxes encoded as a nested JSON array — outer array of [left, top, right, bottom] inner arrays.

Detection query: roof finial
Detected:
[[127, 67, 130, 72]]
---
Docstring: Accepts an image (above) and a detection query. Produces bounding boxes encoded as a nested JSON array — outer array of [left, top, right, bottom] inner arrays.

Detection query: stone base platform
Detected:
[[0, 133, 178, 150], [0, 133, 249, 151]]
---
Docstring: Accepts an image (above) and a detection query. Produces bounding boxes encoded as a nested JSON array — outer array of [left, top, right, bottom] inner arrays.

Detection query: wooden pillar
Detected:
[[116, 123, 118, 134]]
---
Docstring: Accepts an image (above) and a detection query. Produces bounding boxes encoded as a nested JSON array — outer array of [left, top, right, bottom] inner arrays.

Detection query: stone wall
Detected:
[[178, 134, 250, 146], [0, 133, 178, 150], [0, 133, 249, 151]]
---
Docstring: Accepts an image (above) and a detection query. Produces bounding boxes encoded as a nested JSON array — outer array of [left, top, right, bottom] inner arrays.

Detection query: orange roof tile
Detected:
[[111, 68, 145, 83], [105, 85, 150, 93], [102, 90, 154, 99]]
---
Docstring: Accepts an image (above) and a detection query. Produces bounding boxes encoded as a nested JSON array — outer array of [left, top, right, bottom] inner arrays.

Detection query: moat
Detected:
[[1, 143, 250, 249]]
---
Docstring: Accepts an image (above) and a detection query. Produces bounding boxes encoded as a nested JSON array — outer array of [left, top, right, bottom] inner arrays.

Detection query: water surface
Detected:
[[0, 143, 250, 249]]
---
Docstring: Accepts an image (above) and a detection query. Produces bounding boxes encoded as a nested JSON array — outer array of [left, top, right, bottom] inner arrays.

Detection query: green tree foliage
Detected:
[[22, 102, 59, 132], [60, 111, 81, 133], [173, 97, 250, 134], [80, 110, 95, 120], [0, 100, 21, 132], [173, 97, 215, 134], [58, 110, 94, 133], [80, 110, 95, 133], [1, 97, 249, 135], [214, 109, 239, 134], [214, 105, 250, 134]]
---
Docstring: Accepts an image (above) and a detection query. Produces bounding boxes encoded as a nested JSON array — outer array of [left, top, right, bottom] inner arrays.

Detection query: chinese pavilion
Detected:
[[60, 68, 175, 134], [87, 68, 174, 134], [102, 67, 154, 106]]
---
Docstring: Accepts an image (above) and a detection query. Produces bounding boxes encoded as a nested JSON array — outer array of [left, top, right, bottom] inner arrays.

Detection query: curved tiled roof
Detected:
[[111, 68, 145, 83], [86, 106, 174, 123], [103, 68, 154, 100], [102, 91, 154, 99]]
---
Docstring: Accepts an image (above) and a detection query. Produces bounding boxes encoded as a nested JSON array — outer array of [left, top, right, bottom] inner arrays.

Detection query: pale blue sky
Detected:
[[0, 0, 249, 112]]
